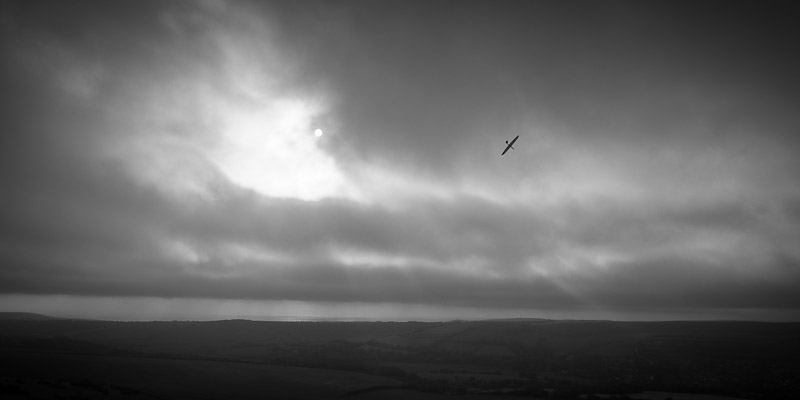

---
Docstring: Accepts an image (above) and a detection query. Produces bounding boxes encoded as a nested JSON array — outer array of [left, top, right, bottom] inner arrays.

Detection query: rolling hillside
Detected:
[[2, 317, 798, 399]]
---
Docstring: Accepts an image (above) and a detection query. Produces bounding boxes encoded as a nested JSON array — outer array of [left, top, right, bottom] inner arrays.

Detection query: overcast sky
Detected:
[[2, 0, 799, 321]]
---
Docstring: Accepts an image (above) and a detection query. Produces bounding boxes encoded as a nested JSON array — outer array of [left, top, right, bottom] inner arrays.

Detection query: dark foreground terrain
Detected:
[[1, 313, 798, 400]]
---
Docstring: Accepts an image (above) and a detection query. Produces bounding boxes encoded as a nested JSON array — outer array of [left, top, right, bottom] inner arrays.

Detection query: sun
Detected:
[[210, 101, 347, 201]]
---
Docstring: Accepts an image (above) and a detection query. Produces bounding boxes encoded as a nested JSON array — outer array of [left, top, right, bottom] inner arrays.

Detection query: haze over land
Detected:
[[1, 1, 800, 321]]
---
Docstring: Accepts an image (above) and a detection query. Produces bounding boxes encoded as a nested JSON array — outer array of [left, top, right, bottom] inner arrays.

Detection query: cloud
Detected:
[[1, 1, 800, 320], [3, 169, 799, 312]]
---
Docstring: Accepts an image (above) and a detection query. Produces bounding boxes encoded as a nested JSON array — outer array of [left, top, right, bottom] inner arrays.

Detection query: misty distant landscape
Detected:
[[2, 313, 798, 399]]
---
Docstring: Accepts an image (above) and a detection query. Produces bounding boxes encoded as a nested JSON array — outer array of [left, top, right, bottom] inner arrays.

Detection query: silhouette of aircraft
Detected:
[[501, 135, 519, 155]]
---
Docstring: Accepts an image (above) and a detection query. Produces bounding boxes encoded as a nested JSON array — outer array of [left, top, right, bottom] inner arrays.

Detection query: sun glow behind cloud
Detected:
[[212, 98, 351, 201], [99, 3, 358, 204]]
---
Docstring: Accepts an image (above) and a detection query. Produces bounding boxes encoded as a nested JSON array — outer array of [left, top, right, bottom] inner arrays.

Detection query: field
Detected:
[[1, 314, 798, 399], [0, 351, 398, 399]]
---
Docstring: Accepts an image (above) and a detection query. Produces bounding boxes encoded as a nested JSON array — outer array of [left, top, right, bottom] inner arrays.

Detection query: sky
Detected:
[[1, 0, 799, 321]]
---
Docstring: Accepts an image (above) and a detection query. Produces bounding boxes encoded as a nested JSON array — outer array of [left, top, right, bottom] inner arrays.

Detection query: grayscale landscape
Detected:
[[2, 0, 799, 398]]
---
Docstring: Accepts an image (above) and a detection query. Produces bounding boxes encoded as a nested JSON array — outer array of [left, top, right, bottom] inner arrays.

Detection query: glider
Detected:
[[501, 135, 519, 155]]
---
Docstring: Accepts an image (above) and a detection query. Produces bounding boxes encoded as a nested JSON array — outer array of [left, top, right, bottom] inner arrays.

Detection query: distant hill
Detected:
[[479, 317, 552, 322], [0, 312, 61, 321]]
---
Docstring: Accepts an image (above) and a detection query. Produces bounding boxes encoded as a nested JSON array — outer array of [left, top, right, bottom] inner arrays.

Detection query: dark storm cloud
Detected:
[[2, 0, 800, 320]]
